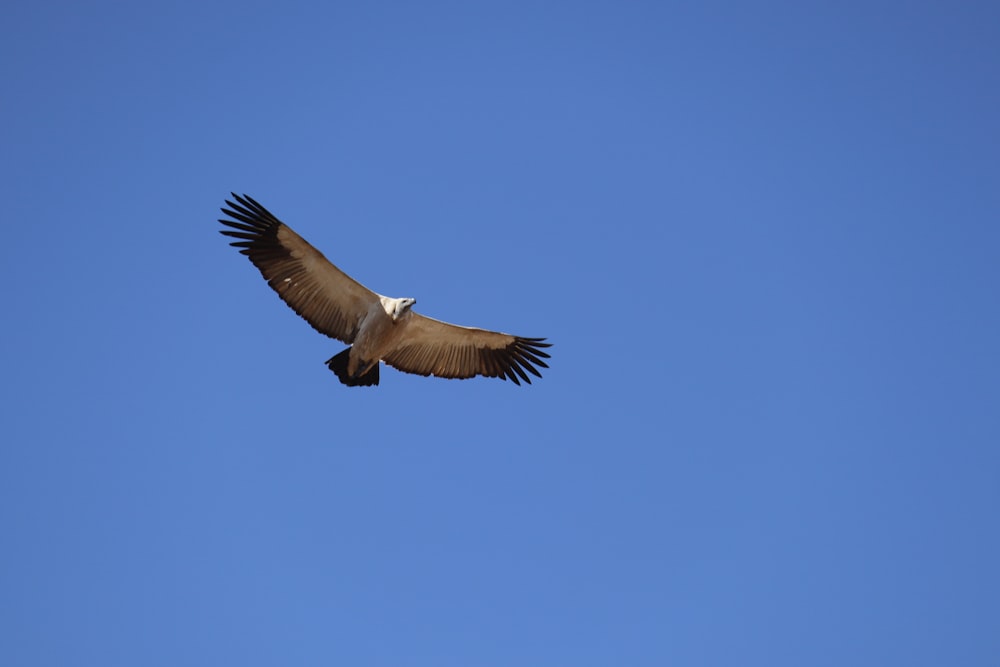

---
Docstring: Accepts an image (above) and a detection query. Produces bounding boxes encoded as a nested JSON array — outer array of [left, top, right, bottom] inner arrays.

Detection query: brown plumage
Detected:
[[219, 194, 551, 387]]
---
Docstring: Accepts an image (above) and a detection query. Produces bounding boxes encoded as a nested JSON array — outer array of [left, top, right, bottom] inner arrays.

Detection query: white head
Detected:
[[383, 296, 416, 321]]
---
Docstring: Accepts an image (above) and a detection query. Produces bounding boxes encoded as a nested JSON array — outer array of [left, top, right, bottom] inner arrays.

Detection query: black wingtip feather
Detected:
[[479, 336, 553, 386], [218, 194, 286, 247]]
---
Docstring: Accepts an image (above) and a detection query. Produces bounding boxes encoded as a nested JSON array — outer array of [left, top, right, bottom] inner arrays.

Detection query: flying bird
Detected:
[[219, 194, 551, 387]]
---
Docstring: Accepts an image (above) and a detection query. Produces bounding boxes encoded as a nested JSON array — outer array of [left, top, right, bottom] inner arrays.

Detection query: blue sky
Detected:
[[2, 1, 998, 665]]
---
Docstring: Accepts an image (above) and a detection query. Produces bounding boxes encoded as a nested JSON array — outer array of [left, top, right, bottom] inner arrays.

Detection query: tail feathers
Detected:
[[325, 348, 379, 387]]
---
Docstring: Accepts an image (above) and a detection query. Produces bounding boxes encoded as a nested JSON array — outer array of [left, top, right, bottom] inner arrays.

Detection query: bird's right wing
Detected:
[[383, 313, 551, 385], [219, 193, 378, 343]]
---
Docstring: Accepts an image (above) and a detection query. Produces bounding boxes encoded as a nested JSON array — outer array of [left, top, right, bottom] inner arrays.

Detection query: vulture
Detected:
[[219, 194, 551, 387]]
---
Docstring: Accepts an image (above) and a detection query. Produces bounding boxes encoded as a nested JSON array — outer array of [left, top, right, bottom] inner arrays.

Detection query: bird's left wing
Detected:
[[219, 193, 378, 343], [383, 313, 551, 385]]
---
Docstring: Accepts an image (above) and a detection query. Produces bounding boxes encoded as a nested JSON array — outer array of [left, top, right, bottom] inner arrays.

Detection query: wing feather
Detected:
[[219, 193, 378, 343], [384, 313, 551, 385]]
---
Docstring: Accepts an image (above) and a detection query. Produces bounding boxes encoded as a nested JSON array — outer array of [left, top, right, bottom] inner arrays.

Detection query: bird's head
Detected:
[[390, 297, 416, 321]]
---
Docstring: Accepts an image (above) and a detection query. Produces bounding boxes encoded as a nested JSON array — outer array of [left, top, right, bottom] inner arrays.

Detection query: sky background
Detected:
[[2, 1, 999, 665]]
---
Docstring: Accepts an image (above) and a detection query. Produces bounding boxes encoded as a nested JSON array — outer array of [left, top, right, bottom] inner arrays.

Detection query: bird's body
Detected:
[[218, 194, 550, 387], [345, 297, 415, 381]]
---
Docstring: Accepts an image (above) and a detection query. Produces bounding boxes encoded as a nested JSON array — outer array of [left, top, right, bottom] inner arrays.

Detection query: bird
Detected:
[[218, 194, 551, 387]]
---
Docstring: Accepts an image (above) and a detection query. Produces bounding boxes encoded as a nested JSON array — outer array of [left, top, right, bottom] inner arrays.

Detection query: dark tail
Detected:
[[325, 348, 379, 387]]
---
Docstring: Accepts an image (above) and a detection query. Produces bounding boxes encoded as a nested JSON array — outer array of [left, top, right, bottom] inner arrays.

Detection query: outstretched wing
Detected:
[[219, 193, 378, 343], [384, 313, 551, 385]]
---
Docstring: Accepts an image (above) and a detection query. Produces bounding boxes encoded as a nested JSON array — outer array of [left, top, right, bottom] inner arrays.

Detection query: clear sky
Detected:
[[2, 1, 998, 665]]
